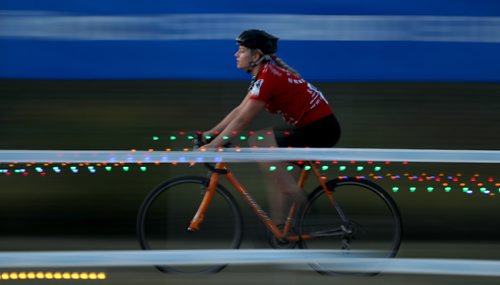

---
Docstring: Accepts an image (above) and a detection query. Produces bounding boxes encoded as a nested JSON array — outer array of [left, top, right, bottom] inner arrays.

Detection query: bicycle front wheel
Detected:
[[137, 176, 244, 274], [298, 178, 402, 275]]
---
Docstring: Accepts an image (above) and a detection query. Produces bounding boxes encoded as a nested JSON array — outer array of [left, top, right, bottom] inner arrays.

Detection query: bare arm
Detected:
[[204, 94, 253, 136], [203, 95, 265, 148], [205, 106, 241, 135]]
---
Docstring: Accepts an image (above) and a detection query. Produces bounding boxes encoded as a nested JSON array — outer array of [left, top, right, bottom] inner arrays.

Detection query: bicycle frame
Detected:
[[187, 162, 348, 242]]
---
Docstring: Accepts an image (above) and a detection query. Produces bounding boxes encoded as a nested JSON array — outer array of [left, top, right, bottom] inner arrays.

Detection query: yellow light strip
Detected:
[[0, 272, 106, 280]]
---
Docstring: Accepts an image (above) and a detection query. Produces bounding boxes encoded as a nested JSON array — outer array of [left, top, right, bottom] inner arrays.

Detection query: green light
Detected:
[[321, 166, 329, 171], [287, 165, 294, 171], [356, 166, 364, 171], [304, 166, 311, 171], [239, 136, 247, 141], [445, 187, 452, 192], [462, 187, 469, 193], [105, 166, 112, 171], [169, 136, 177, 141], [152, 136, 159, 141], [222, 136, 229, 140], [374, 166, 382, 172], [410, 187, 417, 192], [257, 136, 264, 140], [269, 166, 277, 171], [205, 135, 212, 140], [187, 135, 194, 140], [427, 187, 434, 192], [140, 166, 147, 172], [123, 166, 130, 172], [392, 187, 399, 193], [339, 166, 347, 171]]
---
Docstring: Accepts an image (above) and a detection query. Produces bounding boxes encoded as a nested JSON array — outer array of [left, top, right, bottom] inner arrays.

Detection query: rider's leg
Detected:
[[249, 130, 306, 224]]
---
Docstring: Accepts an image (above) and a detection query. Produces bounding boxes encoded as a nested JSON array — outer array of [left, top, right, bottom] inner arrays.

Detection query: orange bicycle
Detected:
[[137, 136, 402, 275]]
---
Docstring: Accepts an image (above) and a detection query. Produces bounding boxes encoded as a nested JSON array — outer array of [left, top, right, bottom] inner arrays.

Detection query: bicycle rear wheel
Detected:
[[137, 176, 243, 274], [298, 178, 402, 275]]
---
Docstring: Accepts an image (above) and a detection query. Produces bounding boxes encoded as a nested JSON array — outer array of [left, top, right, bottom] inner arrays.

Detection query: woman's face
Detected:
[[235, 45, 253, 70]]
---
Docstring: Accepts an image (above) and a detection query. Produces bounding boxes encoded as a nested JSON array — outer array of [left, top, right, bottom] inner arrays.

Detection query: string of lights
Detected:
[[1, 132, 499, 196], [0, 271, 106, 281]]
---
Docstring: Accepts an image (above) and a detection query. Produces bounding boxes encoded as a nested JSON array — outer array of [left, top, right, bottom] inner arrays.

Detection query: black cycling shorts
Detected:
[[273, 114, 341, 148]]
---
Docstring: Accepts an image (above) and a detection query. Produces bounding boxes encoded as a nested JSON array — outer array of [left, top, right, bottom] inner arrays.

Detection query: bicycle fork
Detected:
[[187, 172, 220, 232]]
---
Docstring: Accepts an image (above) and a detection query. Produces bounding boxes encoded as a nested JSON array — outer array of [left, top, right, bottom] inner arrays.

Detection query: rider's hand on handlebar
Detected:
[[193, 133, 209, 150], [193, 132, 231, 151]]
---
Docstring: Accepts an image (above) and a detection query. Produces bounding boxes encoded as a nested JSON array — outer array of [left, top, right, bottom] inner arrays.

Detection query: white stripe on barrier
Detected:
[[1, 12, 500, 43], [1, 148, 500, 164], [1, 249, 500, 277]]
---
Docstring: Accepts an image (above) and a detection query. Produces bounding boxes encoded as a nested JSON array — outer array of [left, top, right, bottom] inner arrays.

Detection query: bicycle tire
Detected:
[[298, 177, 402, 276], [137, 176, 244, 274]]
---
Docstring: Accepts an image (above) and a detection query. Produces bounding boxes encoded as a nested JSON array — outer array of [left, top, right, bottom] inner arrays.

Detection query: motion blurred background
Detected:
[[1, 1, 500, 284]]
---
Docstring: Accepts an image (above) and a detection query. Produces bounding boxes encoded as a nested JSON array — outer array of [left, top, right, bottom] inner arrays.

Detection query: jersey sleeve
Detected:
[[248, 71, 273, 103]]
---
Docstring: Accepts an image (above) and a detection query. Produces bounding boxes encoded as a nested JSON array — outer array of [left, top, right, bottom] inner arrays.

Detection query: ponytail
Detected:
[[271, 55, 301, 78]]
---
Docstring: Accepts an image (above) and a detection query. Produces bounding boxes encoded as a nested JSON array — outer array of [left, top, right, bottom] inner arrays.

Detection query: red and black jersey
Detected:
[[248, 62, 332, 127]]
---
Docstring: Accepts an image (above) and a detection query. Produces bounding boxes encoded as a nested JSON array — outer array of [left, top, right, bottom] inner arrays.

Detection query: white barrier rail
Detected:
[[1, 249, 500, 277], [1, 148, 500, 164]]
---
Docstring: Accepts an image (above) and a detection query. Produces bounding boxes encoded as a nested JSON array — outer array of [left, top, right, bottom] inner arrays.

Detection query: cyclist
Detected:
[[201, 29, 341, 222]]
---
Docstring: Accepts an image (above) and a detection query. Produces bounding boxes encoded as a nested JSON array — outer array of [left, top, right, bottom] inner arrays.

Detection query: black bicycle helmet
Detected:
[[236, 29, 278, 54]]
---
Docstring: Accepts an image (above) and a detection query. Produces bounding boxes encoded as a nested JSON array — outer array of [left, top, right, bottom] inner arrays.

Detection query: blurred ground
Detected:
[[0, 237, 499, 285]]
